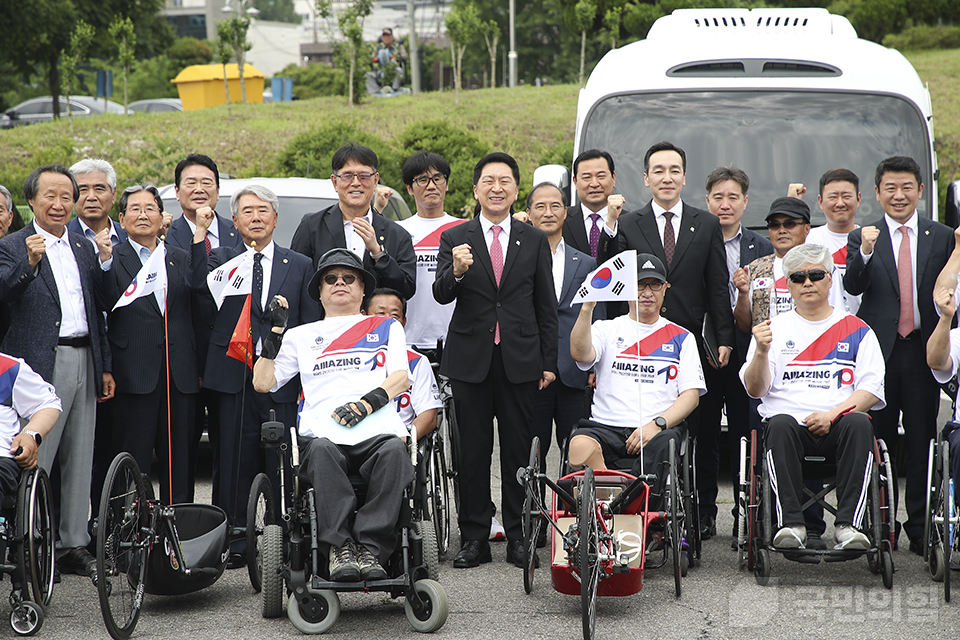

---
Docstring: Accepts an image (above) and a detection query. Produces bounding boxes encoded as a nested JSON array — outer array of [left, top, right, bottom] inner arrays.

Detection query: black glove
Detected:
[[361, 387, 389, 413], [332, 401, 369, 427], [261, 330, 283, 360], [267, 295, 288, 330]]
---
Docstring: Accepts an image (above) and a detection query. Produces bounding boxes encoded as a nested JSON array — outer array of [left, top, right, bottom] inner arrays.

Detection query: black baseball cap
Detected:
[[637, 253, 667, 283], [765, 197, 811, 223]]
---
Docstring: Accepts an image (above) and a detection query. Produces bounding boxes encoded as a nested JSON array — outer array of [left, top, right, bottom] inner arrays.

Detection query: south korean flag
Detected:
[[207, 250, 253, 309], [572, 250, 638, 305]]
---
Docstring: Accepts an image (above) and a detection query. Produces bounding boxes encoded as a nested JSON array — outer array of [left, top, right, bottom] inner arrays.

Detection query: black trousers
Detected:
[[870, 335, 939, 543], [451, 346, 537, 542], [765, 413, 874, 528]]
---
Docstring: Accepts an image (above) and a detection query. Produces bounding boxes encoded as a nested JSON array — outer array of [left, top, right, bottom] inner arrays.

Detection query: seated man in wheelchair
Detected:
[[568, 253, 704, 479], [740, 243, 885, 550], [253, 248, 413, 583]]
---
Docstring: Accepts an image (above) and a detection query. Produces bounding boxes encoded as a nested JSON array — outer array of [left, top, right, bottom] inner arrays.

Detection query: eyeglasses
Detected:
[[181, 178, 216, 189], [787, 269, 828, 284], [126, 206, 160, 215], [766, 219, 804, 230], [532, 202, 565, 214], [323, 273, 358, 285], [412, 174, 447, 187], [335, 172, 377, 185], [638, 281, 665, 291]]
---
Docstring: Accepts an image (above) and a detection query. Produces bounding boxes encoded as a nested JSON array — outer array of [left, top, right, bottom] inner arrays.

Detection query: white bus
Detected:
[[560, 8, 939, 227]]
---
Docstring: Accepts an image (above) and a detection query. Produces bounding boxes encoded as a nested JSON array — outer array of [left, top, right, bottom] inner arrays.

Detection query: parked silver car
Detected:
[[1, 96, 126, 128]]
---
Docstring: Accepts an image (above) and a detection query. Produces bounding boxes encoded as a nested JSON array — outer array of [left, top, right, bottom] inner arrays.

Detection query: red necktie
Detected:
[[588, 213, 601, 259], [897, 226, 914, 337], [663, 211, 676, 268], [204, 231, 212, 257], [491, 225, 503, 344]]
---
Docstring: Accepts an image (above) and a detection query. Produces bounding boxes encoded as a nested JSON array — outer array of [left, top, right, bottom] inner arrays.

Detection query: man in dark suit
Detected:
[[434, 152, 558, 568], [291, 144, 416, 300], [701, 166, 773, 539], [0, 164, 114, 576], [526, 182, 598, 480], [565, 149, 617, 260], [597, 142, 736, 539], [845, 155, 955, 554], [100, 184, 200, 505], [189, 184, 318, 564]]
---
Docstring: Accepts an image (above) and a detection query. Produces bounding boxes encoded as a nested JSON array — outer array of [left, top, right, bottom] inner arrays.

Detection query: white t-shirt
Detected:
[[740, 308, 886, 423], [0, 355, 61, 459], [394, 349, 442, 427], [398, 214, 467, 348], [577, 315, 705, 428], [272, 314, 408, 443], [931, 327, 960, 422], [748, 255, 845, 319], [805, 226, 860, 314]]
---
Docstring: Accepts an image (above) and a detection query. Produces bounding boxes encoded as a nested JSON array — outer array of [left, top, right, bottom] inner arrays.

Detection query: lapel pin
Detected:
[[283, 258, 288, 263], [76, 242, 81, 248], [925, 230, 930, 235], [689, 227, 695, 233], [379, 236, 384, 241], [516, 240, 520, 246]]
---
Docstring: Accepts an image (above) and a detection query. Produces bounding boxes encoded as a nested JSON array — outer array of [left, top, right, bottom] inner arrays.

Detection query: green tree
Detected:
[[214, 30, 234, 116], [109, 17, 136, 114], [253, 0, 302, 23], [61, 21, 95, 124], [127, 56, 179, 101], [445, 3, 481, 104], [168, 37, 215, 72], [480, 19, 500, 89], [603, 6, 622, 49], [574, 0, 597, 87], [277, 62, 345, 99], [217, 17, 252, 104]]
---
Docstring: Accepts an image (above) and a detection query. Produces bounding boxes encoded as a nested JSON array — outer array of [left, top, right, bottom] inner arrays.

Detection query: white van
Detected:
[[559, 8, 938, 227]]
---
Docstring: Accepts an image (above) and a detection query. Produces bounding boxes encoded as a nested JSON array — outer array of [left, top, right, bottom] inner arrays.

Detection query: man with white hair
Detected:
[[67, 158, 127, 254], [0, 185, 14, 239]]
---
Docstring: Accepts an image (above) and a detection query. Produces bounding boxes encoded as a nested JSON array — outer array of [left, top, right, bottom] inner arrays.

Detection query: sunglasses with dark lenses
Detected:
[[787, 269, 828, 284], [323, 273, 358, 285], [767, 219, 804, 230]]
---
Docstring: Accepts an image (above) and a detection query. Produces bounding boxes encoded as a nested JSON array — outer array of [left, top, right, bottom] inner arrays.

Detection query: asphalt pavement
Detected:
[[40, 426, 960, 640]]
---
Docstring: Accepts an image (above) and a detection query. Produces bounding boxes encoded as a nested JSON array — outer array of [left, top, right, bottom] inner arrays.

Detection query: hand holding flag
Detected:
[[207, 251, 253, 309], [572, 250, 638, 305], [113, 246, 168, 311]]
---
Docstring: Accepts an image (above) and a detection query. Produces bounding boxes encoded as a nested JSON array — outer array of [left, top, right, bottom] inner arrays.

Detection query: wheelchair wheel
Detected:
[[287, 588, 339, 634], [941, 441, 952, 602], [925, 439, 937, 565], [754, 548, 771, 586], [404, 579, 449, 633], [881, 547, 894, 590], [96, 453, 150, 640], [683, 435, 701, 564], [428, 432, 452, 557], [246, 473, 275, 593], [578, 468, 599, 640], [522, 436, 541, 595], [17, 468, 54, 608], [414, 520, 440, 581], [9, 600, 42, 636], [746, 431, 760, 572], [444, 391, 462, 516], [668, 439, 682, 595], [261, 524, 284, 618]]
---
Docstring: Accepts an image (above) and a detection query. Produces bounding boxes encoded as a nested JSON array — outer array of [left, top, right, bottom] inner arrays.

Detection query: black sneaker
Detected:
[[328, 541, 361, 582], [356, 543, 388, 581], [806, 532, 827, 550]]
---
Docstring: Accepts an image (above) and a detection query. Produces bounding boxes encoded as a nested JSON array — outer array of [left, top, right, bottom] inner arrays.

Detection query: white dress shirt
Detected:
[[184, 215, 221, 249], [478, 214, 511, 264], [858, 211, 919, 330], [343, 211, 374, 259], [651, 200, 684, 248], [551, 239, 566, 300], [34, 221, 89, 338]]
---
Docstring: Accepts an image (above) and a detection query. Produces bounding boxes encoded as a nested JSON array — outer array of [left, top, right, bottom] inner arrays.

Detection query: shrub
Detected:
[[277, 62, 345, 100], [883, 25, 960, 51]]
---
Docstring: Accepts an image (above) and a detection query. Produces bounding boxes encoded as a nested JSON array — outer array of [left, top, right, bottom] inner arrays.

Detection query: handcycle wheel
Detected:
[[287, 588, 339, 634], [683, 435, 701, 564], [668, 439, 682, 596], [261, 524, 284, 618], [403, 579, 449, 633], [18, 468, 54, 608], [522, 436, 541, 594], [246, 473, 275, 593], [942, 441, 952, 602], [578, 468, 599, 640], [9, 600, 42, 636], [442, 384, 461, 515], [428, 431, 452, 557], [96, 453, 150, 640], [924, 439, 936, 564]]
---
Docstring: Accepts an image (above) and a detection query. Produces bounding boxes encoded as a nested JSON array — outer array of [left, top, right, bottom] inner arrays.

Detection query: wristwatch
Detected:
[[654, 417, 667, 431], [371, 246, 387, 261], [22, 430, 42, 445]]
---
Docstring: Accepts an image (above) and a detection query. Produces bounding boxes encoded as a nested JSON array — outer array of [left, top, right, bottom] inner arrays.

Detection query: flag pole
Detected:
[[163, 264, 173, 504], [635, 293, 642, 477]]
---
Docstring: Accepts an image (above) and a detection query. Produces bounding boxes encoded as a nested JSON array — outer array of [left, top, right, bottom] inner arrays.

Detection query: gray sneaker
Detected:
[[356, 543, 388, 581], [329, 541, 361, 582], [774, 525, 806, 549], [834, 524, 869, 550]]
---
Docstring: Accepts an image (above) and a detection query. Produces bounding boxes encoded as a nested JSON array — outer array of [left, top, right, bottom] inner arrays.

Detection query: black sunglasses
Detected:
[[787, 269, 828, 284], [323, 273, 358, 285], [767, 219, 804, 230]]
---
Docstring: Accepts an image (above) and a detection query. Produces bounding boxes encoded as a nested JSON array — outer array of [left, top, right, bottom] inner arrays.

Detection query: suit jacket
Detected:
[[557, 244, 598, 389], [66, 217, 128, 246], [433, 218, 558, 384], [845, 215, 955, 362], [0, 222, 110, 391], [597, 200, 736, 351], [735, 227, 774, 360], [290, 204, 416, 300], [165, 213, 241, 252], [189, 241, 319, 402], [101, 241, 199, 395], [563, 204, 595, 258]]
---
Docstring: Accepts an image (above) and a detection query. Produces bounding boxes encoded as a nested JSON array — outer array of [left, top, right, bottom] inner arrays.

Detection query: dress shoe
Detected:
[[506, 540, 539, 568], [57, 547, 96, 577], [453, 540, 491, 568], [700, 515, 716, 541], [908, 538, 924, 556], [226, 552, 246, 570], [805, 532, 827, 550]]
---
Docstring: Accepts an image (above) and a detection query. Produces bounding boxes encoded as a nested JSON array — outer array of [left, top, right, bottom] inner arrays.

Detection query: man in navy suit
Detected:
[[845, 156, 955, 554], [565, 149, 617, 261], [0, 165, 114, 576], [189, 184, 318, 565], [100, 185, 200, 505], [434, 153, 558, 569], [526, 182, 598, 485], [701, 167, 773, 539]]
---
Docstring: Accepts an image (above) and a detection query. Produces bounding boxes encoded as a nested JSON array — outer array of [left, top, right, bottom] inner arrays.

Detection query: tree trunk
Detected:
[[239, 53, 247, 104], [222, 63, 232, 116], [451, 45, 459, 105], [579, 30, 586, 88], [123, 64, 129, 115], [48, 57, 61, 120], [489, 35, 498, 89], [348, 43, 356, 107]]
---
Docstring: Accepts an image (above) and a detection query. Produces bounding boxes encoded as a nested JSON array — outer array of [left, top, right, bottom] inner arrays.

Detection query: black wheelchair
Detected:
[[924, 422, 960, 602], [421, 341, 457, 558], [737, 423, 896, 588], [94, 453, 260, 640], [255, 413, 448, 634], [0, 465, 54, 636]]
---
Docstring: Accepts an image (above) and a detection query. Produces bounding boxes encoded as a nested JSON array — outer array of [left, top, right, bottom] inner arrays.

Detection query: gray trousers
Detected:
[[39, 345, 96, 553], [299, 434, 414, 562]]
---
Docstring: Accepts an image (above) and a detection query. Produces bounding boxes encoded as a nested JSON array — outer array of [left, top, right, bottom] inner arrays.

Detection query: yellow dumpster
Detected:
[[172, 64, 265, 110]]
